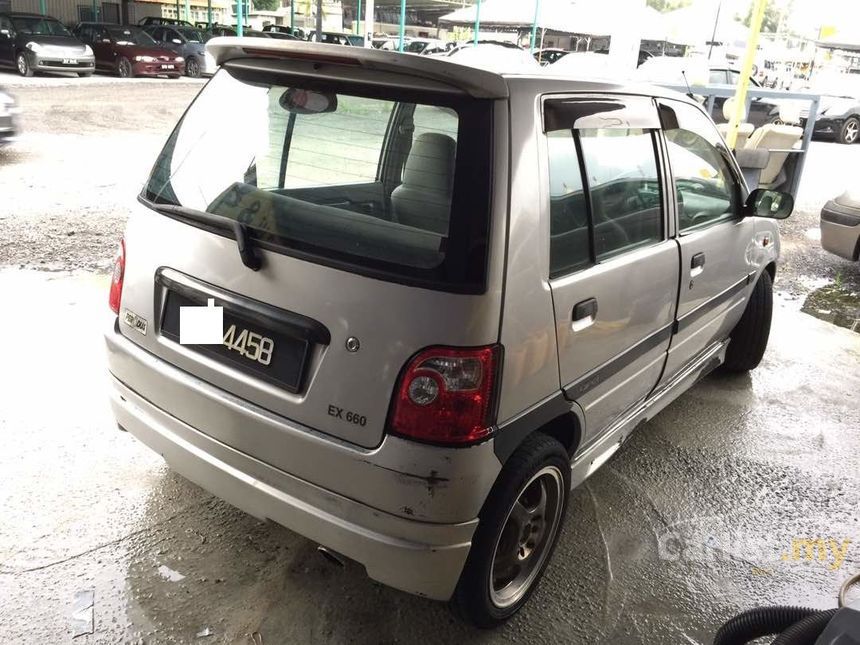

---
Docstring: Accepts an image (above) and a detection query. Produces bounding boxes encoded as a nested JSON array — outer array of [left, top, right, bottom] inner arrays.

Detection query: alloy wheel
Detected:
[[118, 59, 131, 78], [845, 120, 859, 144], [489, 465, 564, 609], [17, 54, 28, 76], [187, 57, 200, 78]]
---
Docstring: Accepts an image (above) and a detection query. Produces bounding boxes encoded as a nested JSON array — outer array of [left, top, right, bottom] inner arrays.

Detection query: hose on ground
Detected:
[[713, 606, 818, 645], [770, 608, 840, 645]]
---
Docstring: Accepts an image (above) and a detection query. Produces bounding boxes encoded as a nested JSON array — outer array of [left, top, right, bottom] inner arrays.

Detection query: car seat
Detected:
[[716, 98, 755, 149], [743, 124, 803, 189], [391, 132, 456, 235]]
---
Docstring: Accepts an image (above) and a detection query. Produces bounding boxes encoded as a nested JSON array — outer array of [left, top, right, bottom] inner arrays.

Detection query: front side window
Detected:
[[660, 100, 739, 232], [142, 64, 492, 291]]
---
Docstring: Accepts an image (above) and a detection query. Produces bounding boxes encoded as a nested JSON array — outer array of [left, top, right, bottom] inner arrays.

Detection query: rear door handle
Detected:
[[691, 252, 706, 277], [572, 297, 598, 331]]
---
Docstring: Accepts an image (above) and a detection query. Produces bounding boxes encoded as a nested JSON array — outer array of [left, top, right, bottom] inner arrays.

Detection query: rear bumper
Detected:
[[110, 374, 476, 600], [104, 323, 499, 600], [821, 205, 860, 261]]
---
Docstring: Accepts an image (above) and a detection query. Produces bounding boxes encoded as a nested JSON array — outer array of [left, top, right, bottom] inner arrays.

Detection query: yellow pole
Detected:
[[725, 0, 767, 149]]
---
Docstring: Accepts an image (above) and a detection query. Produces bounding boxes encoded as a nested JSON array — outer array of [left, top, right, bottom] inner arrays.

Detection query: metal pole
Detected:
[[363, 0, 374, 47], [39, 0, 46, 14], [290, 0, 294, 31], [93, 0, 99, 20], [207, 0, 212, 28], [707, 0, 722, 61], [529, 0, 540, 53], [315, 0, 322, 40], [236, 0, 243, 36], [725, 0, 766, 149], [473, 0, 481, 45], [398, 0, 405, 52], [356, 0, 361, 35], [184, 0, 190, 24]]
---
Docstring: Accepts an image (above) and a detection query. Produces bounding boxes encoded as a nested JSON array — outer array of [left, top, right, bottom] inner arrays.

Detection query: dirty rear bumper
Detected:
[[109, 375, 476, 600]]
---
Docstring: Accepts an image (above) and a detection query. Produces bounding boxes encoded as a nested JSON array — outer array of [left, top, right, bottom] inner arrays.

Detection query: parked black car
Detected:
[[708, 67, 781, 128], [799, 78, 860, 144], [0, 12, 95, 77]]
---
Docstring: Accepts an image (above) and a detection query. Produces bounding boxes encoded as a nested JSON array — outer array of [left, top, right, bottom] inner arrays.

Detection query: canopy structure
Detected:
[[438, 0, 687, 47], [438, 0, 612, 37], [662, 1, 749, 48], [817, 27, 860, 53]]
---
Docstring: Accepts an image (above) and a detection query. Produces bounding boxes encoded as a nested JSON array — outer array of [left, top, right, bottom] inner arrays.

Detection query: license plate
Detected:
[[162, 64, 174, 69], [63, 58, 78, 65], [161, 290, 310, 392]]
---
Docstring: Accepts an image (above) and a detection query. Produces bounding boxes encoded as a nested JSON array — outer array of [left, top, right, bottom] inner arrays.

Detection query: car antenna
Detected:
[[680, 70, 695, 99]]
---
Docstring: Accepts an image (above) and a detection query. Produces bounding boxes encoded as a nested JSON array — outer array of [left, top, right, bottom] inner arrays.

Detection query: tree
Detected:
[[741, 0, 792, 33], [253, 0, 280, 10], [646, 0, 692, 12]]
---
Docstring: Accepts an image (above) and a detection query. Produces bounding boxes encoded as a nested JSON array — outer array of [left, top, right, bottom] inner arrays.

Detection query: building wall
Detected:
[[10, 0, 164, 25]]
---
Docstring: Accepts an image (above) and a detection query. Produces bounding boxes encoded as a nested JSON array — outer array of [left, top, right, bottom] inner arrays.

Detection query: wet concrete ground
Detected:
[[1, 78, 860, 643], [0, 271, 857, 644]]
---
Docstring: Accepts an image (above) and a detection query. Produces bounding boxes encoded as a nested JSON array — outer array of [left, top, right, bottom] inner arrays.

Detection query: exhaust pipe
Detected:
[[317, 545, 345, 567]]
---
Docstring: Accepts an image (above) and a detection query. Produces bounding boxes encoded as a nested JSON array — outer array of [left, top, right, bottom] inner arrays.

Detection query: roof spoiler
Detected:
[[206, 38, 509, 100]]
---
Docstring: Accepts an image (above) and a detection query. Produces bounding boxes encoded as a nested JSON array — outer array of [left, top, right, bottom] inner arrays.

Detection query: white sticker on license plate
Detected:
[[63, 59, 78, 65]]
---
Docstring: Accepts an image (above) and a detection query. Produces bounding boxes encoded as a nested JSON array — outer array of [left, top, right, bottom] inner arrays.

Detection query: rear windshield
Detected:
[[142, 62, 494, 292]]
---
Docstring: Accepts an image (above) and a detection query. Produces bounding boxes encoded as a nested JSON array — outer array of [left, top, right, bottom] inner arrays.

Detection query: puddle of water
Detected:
[[801, 282, 860, 333], [804, 227, 822, 241]]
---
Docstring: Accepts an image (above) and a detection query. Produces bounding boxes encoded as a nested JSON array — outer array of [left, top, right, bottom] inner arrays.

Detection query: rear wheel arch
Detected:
[[764, 261, 776, 282], [493, 398, 582, 467]]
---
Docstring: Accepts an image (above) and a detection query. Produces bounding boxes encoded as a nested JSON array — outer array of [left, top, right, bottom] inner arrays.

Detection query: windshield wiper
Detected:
[[148, 202, 263, 271]]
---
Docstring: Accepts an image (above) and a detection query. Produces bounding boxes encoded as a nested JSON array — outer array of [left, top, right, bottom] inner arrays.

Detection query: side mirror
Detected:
[[744, 188, 794, 220], [0, 29, 11, 38]]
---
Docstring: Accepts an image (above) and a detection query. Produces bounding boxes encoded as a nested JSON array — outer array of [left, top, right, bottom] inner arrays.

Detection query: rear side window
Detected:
[[545, 102, 664, 278], [143, 63, 493, 293]]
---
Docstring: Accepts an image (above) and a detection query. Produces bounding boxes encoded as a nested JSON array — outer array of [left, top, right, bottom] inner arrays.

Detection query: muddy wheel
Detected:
[[723, 270, 773, 372], [838, 117, 859, 145], [16, 52, 33, 77], [117, 57, 133, 78], [452, 434, 569, 628]]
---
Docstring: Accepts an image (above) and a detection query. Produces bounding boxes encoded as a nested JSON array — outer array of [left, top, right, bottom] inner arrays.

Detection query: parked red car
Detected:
[[72, 23, 185, 78]]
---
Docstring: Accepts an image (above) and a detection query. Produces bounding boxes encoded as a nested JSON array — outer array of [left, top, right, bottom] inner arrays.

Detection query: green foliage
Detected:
[[741, 0, 792, 33], [253, 0, 280, 11], [646, 0, 692, 12]]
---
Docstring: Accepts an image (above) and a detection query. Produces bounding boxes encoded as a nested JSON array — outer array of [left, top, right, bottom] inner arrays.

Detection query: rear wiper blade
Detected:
[[149, 202, 263, 271]]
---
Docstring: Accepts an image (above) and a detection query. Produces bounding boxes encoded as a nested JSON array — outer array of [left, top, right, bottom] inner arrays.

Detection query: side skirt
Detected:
[[569, 339, 727, 489]]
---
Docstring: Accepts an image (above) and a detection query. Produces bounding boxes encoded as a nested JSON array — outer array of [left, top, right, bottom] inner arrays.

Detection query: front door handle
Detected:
[[691, 252, 706, 277], [572, 297, 598, 331]]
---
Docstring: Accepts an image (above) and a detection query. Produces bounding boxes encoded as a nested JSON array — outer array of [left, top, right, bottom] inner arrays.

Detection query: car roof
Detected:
[[207, 38, 697, 105], [3, 12, 61, 18]]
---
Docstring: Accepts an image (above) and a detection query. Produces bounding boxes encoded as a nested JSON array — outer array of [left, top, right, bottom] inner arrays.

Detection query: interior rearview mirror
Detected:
[[172, 38, 182, 44], [0, 29, 10, 37], [279, 88, 338, 115], [745, 188, 794, 220]]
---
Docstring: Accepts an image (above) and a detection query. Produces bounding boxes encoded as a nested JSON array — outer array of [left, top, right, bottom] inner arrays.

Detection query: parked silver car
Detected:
[[821, 190, 860, 261], [104, 40, 793, 626], [0, 85, 18, 146]]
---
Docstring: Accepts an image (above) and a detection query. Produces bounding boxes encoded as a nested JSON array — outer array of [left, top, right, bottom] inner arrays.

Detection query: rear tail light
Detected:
[[387, 345, 502, 446], [108, 238, 125, 314]]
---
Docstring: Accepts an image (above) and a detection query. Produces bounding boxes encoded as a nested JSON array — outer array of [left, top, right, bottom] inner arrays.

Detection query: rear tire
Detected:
[[452, 434, 570, 628], [16, 52, 33, 77], [838, 117, 859, 145], [723, 270, 773, 372]]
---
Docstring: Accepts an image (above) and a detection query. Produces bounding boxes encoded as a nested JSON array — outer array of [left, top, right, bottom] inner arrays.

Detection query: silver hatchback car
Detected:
[[105, 39, 793, 626]]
